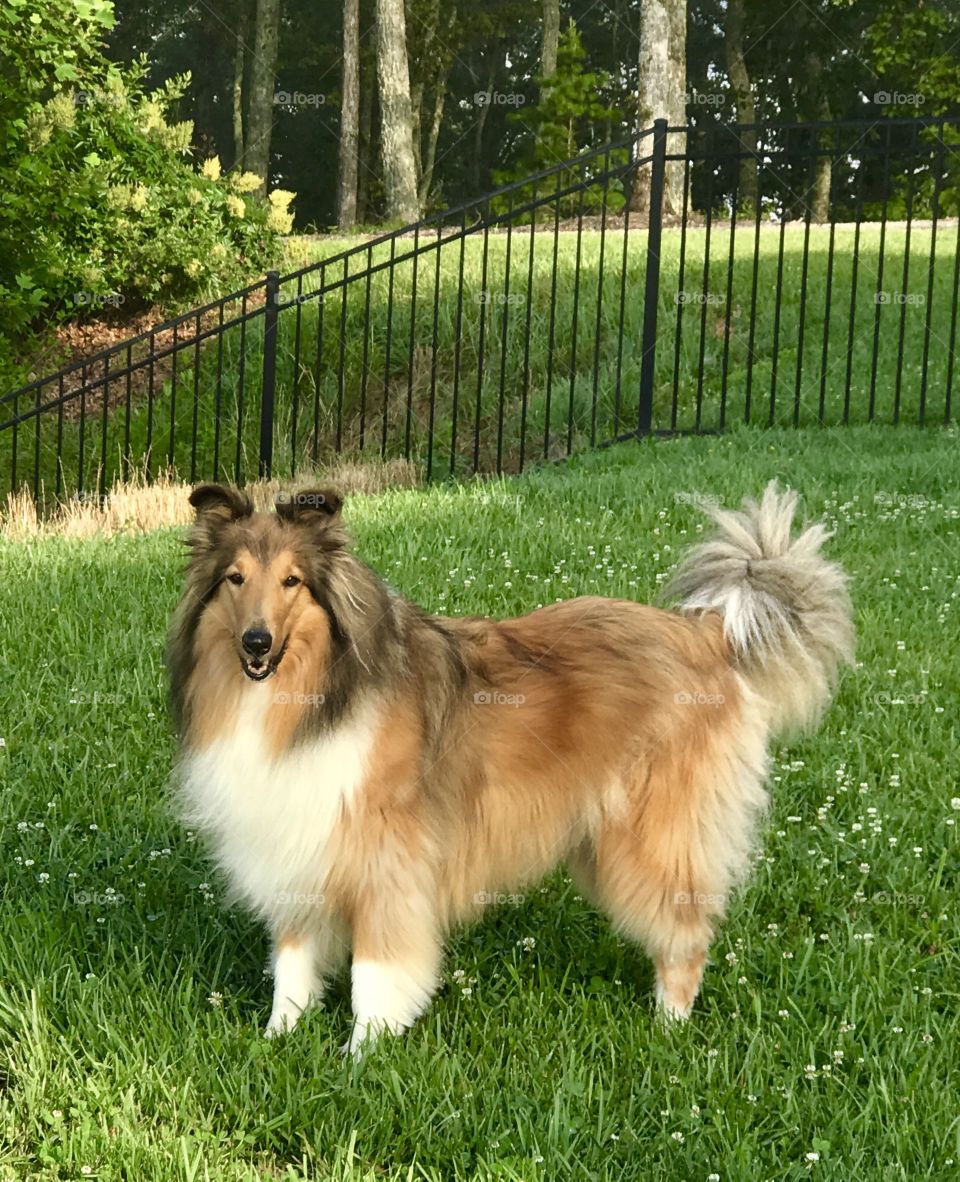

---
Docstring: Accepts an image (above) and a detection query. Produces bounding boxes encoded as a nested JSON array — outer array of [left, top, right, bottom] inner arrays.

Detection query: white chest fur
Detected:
[[178, 691, 379, 926]]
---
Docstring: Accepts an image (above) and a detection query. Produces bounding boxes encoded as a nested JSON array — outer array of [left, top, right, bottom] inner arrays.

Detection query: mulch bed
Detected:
[[15, 289, 266, 423]]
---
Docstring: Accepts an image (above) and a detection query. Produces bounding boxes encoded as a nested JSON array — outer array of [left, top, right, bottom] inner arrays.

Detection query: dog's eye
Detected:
[[226, 572, 244, 586], [282, 574, 301, 588]]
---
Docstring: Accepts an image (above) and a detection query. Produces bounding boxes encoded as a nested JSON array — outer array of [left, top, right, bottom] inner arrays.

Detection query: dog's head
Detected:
[[180, 484, 347, 683]]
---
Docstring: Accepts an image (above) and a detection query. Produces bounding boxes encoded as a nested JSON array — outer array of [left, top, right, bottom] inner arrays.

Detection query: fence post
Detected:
[[638, 118, 668, 436], [259, 270, 280, 478]]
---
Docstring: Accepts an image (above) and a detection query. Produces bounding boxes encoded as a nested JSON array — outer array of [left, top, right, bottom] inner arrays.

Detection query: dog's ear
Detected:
[[275, 488, 343, 525], [189, 484, 253, 522]]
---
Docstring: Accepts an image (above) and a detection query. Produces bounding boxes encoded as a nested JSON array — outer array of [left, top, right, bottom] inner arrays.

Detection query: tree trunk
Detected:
[[632, 0, 686, 220], [192, 10, 220, 159], [472, 62, 495, 193], [416, 2, 456, 207], [409, 0, 438, 184], [231, 2, 249, 169], [812, 146, 832, 223], [245, 0, 282, 196], [807, 55, 832, 223], [418, 82, 445, 206], [410, 80, 423, 180], [375, 0, 419, 223], [357, 46, 376, 224], [541, 0, 559, 82], [338, 0, 361, 229], [724, 0, 757, 211]]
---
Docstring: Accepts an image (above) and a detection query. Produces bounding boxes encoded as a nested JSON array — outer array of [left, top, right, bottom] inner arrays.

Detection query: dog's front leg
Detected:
[[346, 891, 441, 1056], [265, 915, 350, 1036]]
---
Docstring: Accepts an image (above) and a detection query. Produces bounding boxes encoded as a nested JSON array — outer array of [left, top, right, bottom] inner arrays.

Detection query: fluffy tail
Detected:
[[667, 482, 854, 737]]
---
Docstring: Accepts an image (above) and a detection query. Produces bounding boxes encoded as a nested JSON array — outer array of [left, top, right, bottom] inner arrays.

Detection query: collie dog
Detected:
[[168, 482, 852, 1051]]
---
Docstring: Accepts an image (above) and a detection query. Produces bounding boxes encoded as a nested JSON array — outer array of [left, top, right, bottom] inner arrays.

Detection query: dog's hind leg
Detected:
[[590, 746, 750, 1021], [592, 814, 716, 1021], [594, 699, 768, 1020], [567, 830, 711, 1017]]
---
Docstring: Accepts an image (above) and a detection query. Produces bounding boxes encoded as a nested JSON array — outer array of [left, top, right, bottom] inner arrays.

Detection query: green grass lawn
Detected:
[[6, 221, 959, 502], [1, 425, 958, 1180]]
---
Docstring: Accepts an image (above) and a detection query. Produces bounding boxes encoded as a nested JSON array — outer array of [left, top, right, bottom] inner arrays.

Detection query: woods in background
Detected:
[[61, 0, 960, 229]]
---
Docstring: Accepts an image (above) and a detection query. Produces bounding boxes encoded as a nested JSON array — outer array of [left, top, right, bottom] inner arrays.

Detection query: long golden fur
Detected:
[[168, 482, 853, 1050]]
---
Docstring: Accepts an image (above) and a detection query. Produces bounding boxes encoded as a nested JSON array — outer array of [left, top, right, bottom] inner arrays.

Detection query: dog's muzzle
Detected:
[[240, 629, 285, 681]]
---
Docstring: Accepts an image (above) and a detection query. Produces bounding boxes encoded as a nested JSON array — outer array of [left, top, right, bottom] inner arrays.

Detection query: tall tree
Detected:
[[245, 0, 281, 195], [357, 46, 377, 224], [806, 48, 831, 222], [541, 0, 559, 82], [496, 21, 616, 212], [417, 56, 449, 206], [338, 0, 361, 228], [407, 0, 458, 207], [375, 0, 419, 222], [231, 1, 250, 168], [724, 0, 756, 209], [633, 0, 685, 217]]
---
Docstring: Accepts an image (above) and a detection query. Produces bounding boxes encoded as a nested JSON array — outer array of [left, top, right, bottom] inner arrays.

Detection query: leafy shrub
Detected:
[[0, 0, 294, 387]]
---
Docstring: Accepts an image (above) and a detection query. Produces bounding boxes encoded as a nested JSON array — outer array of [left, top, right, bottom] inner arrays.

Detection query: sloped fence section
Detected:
[[3, 115, 960, 504]]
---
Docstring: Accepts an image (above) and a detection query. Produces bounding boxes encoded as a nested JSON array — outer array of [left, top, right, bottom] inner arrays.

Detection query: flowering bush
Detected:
[[0, 0, 294, 384]]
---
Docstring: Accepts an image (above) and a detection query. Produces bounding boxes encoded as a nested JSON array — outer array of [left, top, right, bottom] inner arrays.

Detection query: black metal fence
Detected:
[[3, 115, 960, 504]]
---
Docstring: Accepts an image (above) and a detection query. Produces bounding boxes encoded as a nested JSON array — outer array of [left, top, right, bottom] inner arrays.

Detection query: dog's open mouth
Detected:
[[241, 658, 273, 681], [241, 643, 287, 682]]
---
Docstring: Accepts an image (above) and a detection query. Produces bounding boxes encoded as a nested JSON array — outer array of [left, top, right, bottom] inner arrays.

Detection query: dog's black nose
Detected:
[[241, 628, 272, 658]]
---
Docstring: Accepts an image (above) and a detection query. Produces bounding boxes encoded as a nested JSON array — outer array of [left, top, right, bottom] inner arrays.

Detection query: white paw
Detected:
[[655, 981, 693, 1023], [264, 1004, 306, 1038], [342, 1018, 386, 1058]]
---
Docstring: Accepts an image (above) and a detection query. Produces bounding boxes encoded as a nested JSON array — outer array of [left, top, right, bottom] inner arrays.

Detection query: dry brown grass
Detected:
[[0, 459, 420, 541]]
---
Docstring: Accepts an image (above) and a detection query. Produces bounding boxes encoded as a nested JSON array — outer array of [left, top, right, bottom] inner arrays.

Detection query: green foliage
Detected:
[[867, 0, 960, 116], [492, 23, 625, 219], [0, 0, 294, 387]]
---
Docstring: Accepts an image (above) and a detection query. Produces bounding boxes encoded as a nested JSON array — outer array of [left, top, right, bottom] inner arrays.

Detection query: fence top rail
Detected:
[[667, 113, 960, 136], [666, 138, 960, 165]]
